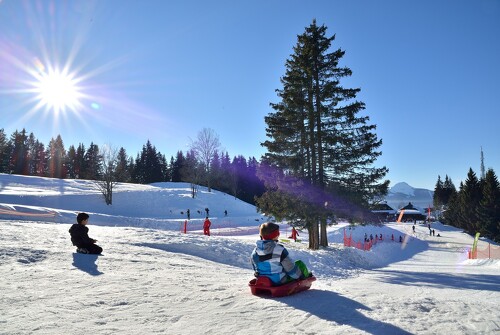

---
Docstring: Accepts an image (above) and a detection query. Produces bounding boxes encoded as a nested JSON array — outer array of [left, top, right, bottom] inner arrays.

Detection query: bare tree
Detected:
[[190, 128, 221, 192], [94, 144, 118, 205]]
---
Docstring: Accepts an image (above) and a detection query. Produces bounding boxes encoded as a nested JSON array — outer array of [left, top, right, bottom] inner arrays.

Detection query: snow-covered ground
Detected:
[[0, 174, 499, 335]]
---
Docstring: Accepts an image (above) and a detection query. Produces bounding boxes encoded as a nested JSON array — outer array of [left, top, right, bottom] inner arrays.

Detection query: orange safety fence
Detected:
[[0, 208, 57, 217], [343, 229, 403, 251], [468, 243, 500, 260]]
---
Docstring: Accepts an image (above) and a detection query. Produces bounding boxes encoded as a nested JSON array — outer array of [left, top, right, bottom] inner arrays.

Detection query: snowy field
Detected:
[[0, 173, 499, 335]]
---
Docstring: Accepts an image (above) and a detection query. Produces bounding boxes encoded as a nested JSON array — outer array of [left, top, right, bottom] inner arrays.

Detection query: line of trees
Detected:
[[434, 168, 500, 242], [0, 128, 265, 205]]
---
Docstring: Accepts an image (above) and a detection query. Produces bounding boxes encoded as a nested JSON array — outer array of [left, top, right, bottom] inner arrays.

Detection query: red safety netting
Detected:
[[468, 243, 500, 259], [343, 229, 404, 251]]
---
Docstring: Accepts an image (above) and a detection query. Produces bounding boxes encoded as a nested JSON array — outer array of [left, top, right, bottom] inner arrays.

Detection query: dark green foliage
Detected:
[[477, 169, 500, 241], [258, 20, 388, 249], [0, 128, 8, 173], [132, 140, 166, 184], [46, 135, 66, 178], [441, 168, 500, 242], [82, 142, 101, 180], [115, 147, 132, 182], [433, 175, 457, 210]]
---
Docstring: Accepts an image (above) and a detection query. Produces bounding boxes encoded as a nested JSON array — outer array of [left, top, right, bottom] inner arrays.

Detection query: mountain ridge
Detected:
[[386, 182, 434, 210]]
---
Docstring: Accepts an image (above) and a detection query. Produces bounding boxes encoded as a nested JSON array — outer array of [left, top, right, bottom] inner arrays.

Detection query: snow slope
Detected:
[[0, 174, 499, 335]]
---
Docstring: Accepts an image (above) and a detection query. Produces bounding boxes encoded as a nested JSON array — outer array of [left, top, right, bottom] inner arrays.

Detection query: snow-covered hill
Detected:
[[0, 174, 499, 334]]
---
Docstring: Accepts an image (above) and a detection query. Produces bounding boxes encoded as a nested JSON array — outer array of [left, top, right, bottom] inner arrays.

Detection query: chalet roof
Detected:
[[401, 202, 417, 210], [371, 203, 395, 211]]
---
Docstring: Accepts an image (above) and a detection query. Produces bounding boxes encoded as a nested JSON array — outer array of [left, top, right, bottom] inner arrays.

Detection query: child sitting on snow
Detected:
[[69, 212, 103, 254], [251, 222, 310, 285]]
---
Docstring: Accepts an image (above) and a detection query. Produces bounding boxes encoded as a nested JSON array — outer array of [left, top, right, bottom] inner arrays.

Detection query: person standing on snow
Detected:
[[289, 227, 299, 242], [203, 217, 211, 236]]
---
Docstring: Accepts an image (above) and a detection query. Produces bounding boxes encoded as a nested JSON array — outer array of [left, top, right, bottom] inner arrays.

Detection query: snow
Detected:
[[1, 174, 499, 335], [389, 182, 415, 196]]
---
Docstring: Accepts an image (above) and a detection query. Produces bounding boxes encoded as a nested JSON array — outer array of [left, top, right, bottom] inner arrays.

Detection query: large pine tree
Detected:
[[258, 20, 388, 249]]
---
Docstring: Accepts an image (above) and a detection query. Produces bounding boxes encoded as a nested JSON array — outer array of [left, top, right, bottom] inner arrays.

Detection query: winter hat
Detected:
[[260, 222, 280, 240]]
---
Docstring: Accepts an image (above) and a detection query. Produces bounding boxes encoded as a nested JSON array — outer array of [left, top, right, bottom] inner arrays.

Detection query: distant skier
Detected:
[[69, 213, 102, 254], [187, 209, 190, 220], [203, 217, 211, 236]]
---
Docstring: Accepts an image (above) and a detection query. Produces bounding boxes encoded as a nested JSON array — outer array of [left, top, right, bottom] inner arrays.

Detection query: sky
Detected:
[[0, 173, 499, 334], [0, 0, 499, 190]]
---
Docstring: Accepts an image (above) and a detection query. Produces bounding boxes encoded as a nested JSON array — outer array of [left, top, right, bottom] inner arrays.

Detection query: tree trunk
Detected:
[[308, 219, 320, 250], [320, 217, 328, 247]]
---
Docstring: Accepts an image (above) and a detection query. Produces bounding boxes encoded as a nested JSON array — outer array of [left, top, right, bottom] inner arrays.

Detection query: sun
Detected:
[[34, 67, 83, 114]]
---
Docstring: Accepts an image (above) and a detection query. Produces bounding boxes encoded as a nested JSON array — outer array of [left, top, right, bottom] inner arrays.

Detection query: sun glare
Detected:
[[34, 68, 82, 114]]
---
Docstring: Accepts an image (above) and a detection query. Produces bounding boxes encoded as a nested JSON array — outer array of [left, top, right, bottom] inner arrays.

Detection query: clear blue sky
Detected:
[[1, 0, 499, 190]]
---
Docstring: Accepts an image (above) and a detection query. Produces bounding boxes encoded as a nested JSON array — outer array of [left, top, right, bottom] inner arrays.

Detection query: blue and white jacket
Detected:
[[251, 240, 302, 285]]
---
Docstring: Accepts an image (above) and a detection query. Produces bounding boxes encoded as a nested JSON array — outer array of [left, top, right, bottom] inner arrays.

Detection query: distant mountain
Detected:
[[384, 182, 434, 211]]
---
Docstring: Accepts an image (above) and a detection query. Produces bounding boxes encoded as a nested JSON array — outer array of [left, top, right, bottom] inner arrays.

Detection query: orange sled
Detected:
[[249, 275, 316, 297]]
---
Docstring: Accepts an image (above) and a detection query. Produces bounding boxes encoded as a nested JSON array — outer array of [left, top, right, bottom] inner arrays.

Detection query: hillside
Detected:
[[0, 174, 499, 334]]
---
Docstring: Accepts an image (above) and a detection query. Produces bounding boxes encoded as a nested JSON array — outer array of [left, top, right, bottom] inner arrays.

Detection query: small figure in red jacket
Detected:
[[289, 227, 299, 242], [203, 217, 211, 236]]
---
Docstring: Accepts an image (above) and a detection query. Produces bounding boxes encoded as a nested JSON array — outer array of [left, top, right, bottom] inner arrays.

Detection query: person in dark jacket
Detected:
[[69, 212, 103, 254]]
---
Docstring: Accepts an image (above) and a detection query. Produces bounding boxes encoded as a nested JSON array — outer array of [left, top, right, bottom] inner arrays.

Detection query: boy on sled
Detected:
[[251, 222, 310, 285]]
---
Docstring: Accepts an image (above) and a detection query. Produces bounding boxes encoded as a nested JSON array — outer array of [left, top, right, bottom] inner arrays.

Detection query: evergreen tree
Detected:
[[477, 169, 500, 241], [30, 140, 46, 176], [460, 169, 482, 234], [247, 157, 265, 204], [133, 140, 163, 184], [219, 152, 233, 195], [74, 143, 86, 179], [65, 145, 77, 179], [170, 151, 185, 182], [83, 142, 101, 180], [433, 175, 457, 221], [157, 151, 168, 182], [115, 147, 131, 182], [46, 135, 66, 178], [258, 20, 387, 249], [442, 175, 457, 205], [0, 128, 8, 173], [209, 151, 223, 191], [232, 155, 249, 202], [443, 184, 461, 229], [9, 129, 29, 175], [433, 175, 444, 209]]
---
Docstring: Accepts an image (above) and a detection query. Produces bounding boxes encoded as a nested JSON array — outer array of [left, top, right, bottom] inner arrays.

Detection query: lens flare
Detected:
[[34, 67, 82, 114]]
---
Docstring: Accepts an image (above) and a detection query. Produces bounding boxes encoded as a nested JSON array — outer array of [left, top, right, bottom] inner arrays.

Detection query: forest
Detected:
[[0, 127, 265, 206]]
